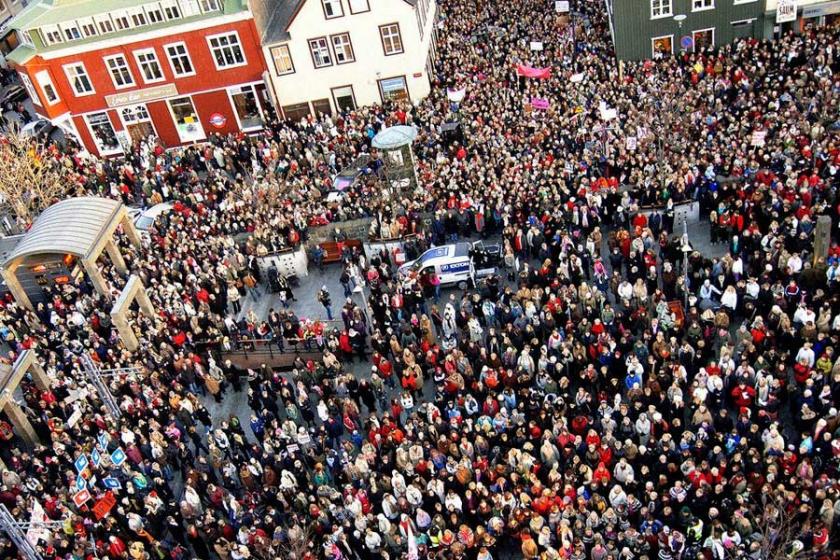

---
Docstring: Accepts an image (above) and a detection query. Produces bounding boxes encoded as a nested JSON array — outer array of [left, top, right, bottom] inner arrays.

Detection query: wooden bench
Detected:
[[319, 239, 362, 264]]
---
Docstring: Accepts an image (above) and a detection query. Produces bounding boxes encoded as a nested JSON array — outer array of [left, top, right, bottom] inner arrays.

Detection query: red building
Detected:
[[5, 0, 270, 156]]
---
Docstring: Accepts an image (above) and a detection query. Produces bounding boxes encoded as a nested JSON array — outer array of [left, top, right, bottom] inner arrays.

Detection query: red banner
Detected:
[[517, 65, 552, 79], [92, 491, 116, 520]]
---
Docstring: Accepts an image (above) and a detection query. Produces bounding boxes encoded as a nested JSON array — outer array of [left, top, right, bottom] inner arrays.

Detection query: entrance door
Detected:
[[331, 85, 356, 112], [119, 105, 156, 145], [312, 98, 332, 116], [281, 102, 311, 122], [168, 96, 205, 143], [228, 84, 265, 131], [692, 28, 714, 52]]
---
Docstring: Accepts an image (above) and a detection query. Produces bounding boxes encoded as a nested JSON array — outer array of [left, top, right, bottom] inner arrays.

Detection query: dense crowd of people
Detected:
[[0, 0, 839, 559]]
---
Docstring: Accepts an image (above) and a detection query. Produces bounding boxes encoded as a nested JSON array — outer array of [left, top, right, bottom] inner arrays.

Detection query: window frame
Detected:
[[330, 32, 355, 64], [270, 44, 295, 75], [377, 75, 409, 103], [692, 27, 715, 50], [19, 73, 41, 106], [145, 5, 165, 23], [321, 0, 344, 19], [133, 48, 166, 84], [63, 62, 95, 96], [161, 0, 182, 20], [84, 111, 123, 156], [34, 70, 59, 105], [164, 41, 196, 77], [40, 24, 64, 45], [206, 31, 248, 70], [78, 17, 98, 38], [59, 22, 82, 41], [103, 53, 136, 89], [199, 0, 220, 12], [94, 14, 115, 34], [308, 36, 333, 69], [348, 0, 369, 14], [691, 0, 714, 12], [650, 0, 673, 19], [128, 7, 148, 27], [379, 22, 404, 56], [331, 84, 356, 112], [650, 34, 674, 57]]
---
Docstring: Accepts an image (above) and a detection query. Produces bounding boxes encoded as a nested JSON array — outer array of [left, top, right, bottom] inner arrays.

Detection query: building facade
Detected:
[[4, 0, 270, 156], [253, 0, 437, 120], [605, 0, 766, 61], [762, 0, 840, 36]]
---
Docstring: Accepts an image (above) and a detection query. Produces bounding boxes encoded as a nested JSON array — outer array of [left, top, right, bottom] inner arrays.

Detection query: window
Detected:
[[379, 23, 403, 55], [40, 25, 63, 45], [18, 73, 40, 106], [332, 85, 356, 111], [378, 76, 408, 102], [104, 54, 135, 88], [134, 48, 165, 83], [129, 8, 147, 26], [322, 0, 343, 18], [651, 35, 673, 58], [168, 96, 205, 142], [349, 0, 369, 13], [146, 6, 164, 23], [165, 42, 195, 77], [650, 0, 672, 18], [348, 0, 369, 13], [60, 22, 81, 41], [692, 27, 714, 50], [179, 0, 200, 17], [692, 0, 714, 11], [113, 11, 131, 30], [270, 44, 295, 75], [95, 15, 114, 34], [199, 0, 219, 11], [228, 84, 264, 130], [86, 112, 121, 154], [162, 0, 181, 19], [64, 63, 94, 95], [207, 32, 246, 69], [331, 33, 354, 64], [35, 70, 59, 105], [79, 18, 98, 37], [308, 37, 332, 68]]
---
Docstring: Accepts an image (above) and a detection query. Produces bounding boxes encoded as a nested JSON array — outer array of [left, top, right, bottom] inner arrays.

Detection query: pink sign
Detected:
[[517, 64, 552, 79], [531, 97, 550, 110]]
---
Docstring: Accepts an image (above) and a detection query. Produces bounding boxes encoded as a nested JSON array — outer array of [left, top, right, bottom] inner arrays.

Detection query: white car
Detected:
[[133, 202, 174, 240]]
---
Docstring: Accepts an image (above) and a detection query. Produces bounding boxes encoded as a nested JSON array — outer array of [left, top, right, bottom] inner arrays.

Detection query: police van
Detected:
[[398, 241, 501, 288]]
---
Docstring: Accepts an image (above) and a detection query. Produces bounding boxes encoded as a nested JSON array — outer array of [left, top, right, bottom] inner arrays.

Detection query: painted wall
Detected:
[[611, 0, 765, 60], [263, 0, 437, 113]]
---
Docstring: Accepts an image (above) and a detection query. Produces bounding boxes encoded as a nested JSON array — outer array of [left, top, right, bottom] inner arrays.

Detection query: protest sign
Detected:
[[531, 97, 550, 110], [110, 448, 126, 466], [74, 454, 88, 473], [529, 41, 544, 51], [555, 1, 570, 12], [92, 492, 116, 520], [73, 489, 91, 507]]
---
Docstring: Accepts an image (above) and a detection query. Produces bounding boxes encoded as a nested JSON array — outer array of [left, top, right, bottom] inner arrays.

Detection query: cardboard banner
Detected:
[[92, 492, 117, 520], [530, 41, 544, 51], [517, 64, 552, 79], [531, 97, 550, 110], [446, 87, 467, 103]]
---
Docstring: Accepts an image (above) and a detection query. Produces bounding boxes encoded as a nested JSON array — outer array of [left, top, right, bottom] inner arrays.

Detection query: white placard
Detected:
[[530, 41, 544, 51], [626, 136, 638, 151], [776, 0, 797, 23], [555, 1, 570, 12]]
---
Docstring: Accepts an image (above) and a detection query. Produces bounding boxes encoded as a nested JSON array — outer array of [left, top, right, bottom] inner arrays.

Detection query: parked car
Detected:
[[1, 85, 28, 110], [20, 119, 56, 141], [134, 202, 174, 240]]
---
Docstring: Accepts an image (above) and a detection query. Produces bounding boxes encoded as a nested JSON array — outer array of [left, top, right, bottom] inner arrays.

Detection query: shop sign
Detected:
[[209, 113, 227, 128], [776, 0, 798, 23], [106, 84, 178, 108]]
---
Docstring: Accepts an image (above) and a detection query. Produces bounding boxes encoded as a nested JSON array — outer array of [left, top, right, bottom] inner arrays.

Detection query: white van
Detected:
[[398, 241, 500, 287]]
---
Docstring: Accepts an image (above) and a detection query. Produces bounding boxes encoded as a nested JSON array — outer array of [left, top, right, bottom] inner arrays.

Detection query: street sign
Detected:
[[681, 36, 693, 50]]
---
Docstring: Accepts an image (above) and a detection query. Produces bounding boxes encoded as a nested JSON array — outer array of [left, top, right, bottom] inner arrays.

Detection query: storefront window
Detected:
[[378, 76, 408, 102], [168, 96, 205, 142], [229, 85, 264, 130], [86, 112, 121, 154]]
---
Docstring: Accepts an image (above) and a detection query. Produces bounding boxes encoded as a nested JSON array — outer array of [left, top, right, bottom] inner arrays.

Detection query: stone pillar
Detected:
[[121, 215, 142, 249], [813, 215, 832, 266], [3, 401, 38, 446], [0, 267, 32, 311], [111, 313, 139, 351], [105, 240, 128, 276], [135, 283, 154, 317], [16, 350, 50, 391], [82, 258, 111, 299]]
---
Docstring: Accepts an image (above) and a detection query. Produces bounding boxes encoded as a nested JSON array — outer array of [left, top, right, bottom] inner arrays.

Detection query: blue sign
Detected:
[[98, 433, 108, 448], [103, 477, 122, 490], [91, 449, 101, 468], [680, 35, 693, 50], [76, 475, 87, 490], [74, 455, 89, 473], [110, 448, 126, 467]]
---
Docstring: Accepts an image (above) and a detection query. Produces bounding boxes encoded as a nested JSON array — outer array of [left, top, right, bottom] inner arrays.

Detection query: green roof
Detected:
[[5, 0, 247, 65]]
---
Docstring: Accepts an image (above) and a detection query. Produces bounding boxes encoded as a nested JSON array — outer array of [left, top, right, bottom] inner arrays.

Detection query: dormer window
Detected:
[[60, 23, 82, 41], [322, 0, 343, 19], [41, 25, 63, 45]]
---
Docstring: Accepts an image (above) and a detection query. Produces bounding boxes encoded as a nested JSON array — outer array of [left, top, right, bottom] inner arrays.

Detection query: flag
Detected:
[[407, 524, 418, 560], [516, 64, 551, 79], [447, 87, 467, 103]]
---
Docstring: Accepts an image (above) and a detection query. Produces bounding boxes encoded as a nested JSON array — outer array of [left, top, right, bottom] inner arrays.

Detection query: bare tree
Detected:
[[751, 491, 815, 560], [0, 126, 76, 230], [272, 520, 316, 560]]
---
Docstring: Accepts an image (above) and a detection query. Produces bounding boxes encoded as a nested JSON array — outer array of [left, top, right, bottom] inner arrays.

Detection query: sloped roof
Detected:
[[259, 0, 303, 44], [4, 197, 122, 265]]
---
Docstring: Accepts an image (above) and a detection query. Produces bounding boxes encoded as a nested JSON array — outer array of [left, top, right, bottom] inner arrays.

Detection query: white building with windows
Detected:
[[252, 0, 437, 120]]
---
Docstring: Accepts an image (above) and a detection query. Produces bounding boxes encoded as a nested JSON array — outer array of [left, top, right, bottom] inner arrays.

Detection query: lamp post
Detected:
[[680, 220, 692, 309]]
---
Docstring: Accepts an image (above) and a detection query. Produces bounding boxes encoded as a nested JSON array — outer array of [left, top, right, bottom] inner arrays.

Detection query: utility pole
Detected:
[[79, 355, 141, 420], [0, 504, 64, 560]]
